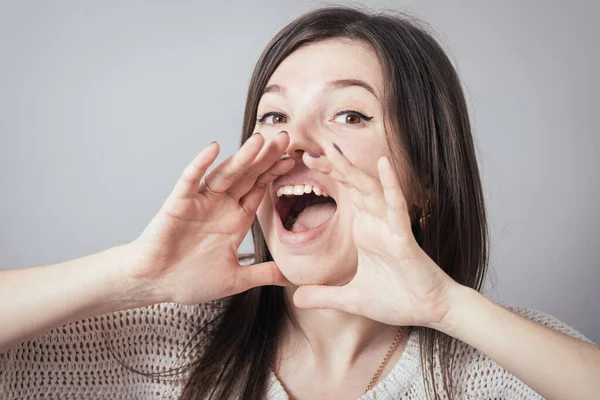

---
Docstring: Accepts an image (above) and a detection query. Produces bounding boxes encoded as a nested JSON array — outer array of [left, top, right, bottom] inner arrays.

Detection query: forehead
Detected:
[[266, 38, 383, 98]]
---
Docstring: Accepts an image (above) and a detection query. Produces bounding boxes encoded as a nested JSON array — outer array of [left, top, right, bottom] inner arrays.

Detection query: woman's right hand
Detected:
[[127, 131, 293, 306]]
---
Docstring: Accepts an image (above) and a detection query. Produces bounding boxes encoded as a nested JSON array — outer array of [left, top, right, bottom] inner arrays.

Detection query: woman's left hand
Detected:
[[293, 143, 462, 329], [296, 144, 600, 399]]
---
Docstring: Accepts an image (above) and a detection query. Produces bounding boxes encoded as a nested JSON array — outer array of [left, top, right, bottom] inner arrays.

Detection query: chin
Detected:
[[270, 251, 357, 287]]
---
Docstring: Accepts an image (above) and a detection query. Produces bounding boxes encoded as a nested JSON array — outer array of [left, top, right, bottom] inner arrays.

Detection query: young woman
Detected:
[[1, 6, 598, 400]]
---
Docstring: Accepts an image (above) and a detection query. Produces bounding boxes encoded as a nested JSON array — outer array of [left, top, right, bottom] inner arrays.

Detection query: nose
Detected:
[[283, 125, 324, 162]]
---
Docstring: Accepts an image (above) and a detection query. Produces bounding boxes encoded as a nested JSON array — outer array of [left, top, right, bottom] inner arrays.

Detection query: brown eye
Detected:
[[345, 114, 361, 124], [258, 112, 288, 125], [271, 114, 288, 124], [334, 111, 365, 125]]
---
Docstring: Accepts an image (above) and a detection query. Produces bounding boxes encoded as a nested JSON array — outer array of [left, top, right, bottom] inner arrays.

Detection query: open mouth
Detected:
[[275, 185, 338, 233]]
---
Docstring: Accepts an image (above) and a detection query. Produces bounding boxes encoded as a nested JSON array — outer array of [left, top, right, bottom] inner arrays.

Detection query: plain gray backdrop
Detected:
[[0, 0, 598, 342]]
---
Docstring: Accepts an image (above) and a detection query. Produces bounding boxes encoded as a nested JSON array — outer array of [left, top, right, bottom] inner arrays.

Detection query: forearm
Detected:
[[0, 243, 156, 353], [434, 285, 600, 400]]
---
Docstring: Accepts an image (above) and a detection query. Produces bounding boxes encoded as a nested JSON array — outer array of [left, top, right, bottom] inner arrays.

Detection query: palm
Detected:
[[129, 134, 293, 305], [342, 209, 443, 324], [151, 192, 252, 253], [136, 194, 249, 288], [294, 145, 457, 328]]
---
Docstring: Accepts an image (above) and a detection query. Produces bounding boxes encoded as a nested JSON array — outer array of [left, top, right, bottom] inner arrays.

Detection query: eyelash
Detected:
[[256, 109, 374, 125]]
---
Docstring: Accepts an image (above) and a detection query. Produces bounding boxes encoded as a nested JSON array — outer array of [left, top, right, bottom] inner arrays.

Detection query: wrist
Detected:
[[426, 283, 482, 336], [105, 242, 165, 309]]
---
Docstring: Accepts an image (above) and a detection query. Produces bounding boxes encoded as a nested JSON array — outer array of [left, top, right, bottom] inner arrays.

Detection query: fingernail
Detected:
[[308, 152, 321, 158], [280, 155, 291, 160], [277, 130, 288, 136], [252, 132, 262, 136], [333, 143, 343, 155], [210, 141, 217, 145]]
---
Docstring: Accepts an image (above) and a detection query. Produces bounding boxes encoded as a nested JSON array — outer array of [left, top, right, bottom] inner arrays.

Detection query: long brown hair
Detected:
[[136, 6, 489, 399]]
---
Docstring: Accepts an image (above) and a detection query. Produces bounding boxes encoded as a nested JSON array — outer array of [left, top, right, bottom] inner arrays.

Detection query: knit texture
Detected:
[[0, 300, 594, 399]]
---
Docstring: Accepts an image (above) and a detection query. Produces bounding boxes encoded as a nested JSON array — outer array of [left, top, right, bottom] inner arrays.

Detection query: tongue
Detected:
[[291, 202, 336, 233]]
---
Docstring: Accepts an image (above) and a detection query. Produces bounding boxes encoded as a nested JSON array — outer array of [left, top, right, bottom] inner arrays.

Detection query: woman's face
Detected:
[[256, 38, 402, 286]]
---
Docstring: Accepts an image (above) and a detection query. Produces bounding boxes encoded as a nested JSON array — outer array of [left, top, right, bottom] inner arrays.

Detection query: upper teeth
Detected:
[[276, 184, 329, 197]]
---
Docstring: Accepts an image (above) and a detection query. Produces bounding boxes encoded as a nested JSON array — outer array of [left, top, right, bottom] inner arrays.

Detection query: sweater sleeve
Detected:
[[452, 303, 596, 399], [0, 300, 227, 400]]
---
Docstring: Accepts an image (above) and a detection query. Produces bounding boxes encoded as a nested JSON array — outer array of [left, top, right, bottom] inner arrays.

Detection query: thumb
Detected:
[[293, 285, 358, 313], [235, 261, 290, 293]]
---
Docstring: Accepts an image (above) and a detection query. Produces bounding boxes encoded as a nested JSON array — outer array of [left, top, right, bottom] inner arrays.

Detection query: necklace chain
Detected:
[[364, 327, 403, 394]]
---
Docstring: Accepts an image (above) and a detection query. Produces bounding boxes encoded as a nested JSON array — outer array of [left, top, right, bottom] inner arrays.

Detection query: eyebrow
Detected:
[[262, 79, 379, 100]]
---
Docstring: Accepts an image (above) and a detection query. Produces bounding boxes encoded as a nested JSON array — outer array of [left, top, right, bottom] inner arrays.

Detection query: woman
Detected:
[[1, 6, 598, 400]]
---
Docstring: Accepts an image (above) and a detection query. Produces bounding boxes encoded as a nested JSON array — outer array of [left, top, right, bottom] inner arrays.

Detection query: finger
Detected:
[[303, 144, 386, 215], [171, 142, 220, 199], [293, 285, 358, 314], [234, 261, 291, 293], [301, 153, 367, 210], [378, 156, 412, 235], [327, 143, 383, 197], [201, 133, 265, 194], [239, 157, 295, 215], [229, 131, 291, 199]]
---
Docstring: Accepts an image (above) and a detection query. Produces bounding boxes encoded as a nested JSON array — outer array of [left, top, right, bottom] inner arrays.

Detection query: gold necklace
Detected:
[[364, 327, 404, 394]]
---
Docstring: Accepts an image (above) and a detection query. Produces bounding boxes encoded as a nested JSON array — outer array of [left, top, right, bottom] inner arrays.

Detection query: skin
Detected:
[[255, 38, 393, 287], [254, 38, 422, 398], [2, 37, 598, 400], [253, 38, 600, 399], [0, 133, 295, 352]]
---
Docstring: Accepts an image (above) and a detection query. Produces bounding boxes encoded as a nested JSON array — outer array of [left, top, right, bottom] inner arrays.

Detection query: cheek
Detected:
[[346, 143, 390, 177], [340, 128, 390, 165]]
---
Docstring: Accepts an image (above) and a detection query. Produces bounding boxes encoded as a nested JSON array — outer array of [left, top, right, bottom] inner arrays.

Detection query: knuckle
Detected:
[[257, 170, 277, 185], [211, 170, 231, 185], [233, 153, 252, 168], [340, 164, 352, 178]]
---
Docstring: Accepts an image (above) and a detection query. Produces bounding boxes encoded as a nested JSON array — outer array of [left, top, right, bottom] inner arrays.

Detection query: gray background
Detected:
[[0, 0, 598, 342]]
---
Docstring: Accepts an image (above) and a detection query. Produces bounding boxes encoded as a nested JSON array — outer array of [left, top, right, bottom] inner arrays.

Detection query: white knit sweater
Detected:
[[0, 299, 594, 399]]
